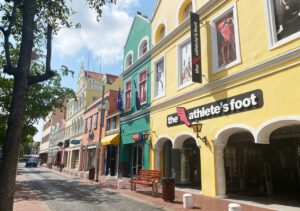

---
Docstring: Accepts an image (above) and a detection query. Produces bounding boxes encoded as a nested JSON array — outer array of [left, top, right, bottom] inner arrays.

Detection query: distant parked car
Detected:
[[25, 157, 38, 167]]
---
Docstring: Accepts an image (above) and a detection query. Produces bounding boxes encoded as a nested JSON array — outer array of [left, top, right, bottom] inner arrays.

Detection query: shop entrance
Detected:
[[87, 148, 96, 170], [173, 138, 201, 189], [163, 140, 173, 177], [224, 126, 300, 199], [132, 145, 143, 175], [104, 145, 118, 176]]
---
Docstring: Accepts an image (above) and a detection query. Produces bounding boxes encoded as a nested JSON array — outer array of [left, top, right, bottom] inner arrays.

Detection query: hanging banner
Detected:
[[190, 12, 202, 83]]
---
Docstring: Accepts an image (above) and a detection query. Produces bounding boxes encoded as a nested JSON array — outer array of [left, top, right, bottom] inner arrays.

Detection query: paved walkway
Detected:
[[15, 165, 300, 211]]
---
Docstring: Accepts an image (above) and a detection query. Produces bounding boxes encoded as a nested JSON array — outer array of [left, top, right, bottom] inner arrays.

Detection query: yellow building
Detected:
[[149, 0, 300, 200]]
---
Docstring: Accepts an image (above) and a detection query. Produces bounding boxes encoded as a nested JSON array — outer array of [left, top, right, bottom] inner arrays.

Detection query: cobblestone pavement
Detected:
[[14, 164, 164, 211]]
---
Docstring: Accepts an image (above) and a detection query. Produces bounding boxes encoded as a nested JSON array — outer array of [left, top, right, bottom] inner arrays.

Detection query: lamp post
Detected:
[[190, 121, 207, 145]]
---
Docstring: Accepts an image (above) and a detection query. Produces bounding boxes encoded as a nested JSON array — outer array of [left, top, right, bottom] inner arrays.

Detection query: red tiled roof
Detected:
[[84, 71, 118, 81], [84, 70, 104, 79]]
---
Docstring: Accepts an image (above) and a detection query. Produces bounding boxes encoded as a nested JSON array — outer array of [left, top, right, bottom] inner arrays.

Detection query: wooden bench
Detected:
[[130, 169, 161, 195]]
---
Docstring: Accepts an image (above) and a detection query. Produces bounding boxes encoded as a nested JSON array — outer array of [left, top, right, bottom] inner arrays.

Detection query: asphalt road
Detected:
[[15, 164, 164, 211]]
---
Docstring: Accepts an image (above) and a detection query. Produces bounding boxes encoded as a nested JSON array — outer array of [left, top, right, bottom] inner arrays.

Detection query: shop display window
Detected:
[[265, 0, 300, 48], [211, 4, 241, 73]]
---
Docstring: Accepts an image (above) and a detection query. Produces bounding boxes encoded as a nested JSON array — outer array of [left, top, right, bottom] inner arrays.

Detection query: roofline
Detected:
[[123, 13, 151, 51]]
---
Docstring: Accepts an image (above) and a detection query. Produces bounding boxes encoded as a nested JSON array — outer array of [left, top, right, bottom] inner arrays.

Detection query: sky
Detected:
[[34, 0, 157, 142]]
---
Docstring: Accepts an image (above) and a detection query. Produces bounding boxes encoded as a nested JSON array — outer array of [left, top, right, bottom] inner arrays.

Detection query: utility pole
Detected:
[[95, 84, 105, 182]]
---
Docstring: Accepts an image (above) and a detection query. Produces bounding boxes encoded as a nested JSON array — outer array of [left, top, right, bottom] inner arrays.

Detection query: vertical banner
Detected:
[[190, 12, 202, 83]]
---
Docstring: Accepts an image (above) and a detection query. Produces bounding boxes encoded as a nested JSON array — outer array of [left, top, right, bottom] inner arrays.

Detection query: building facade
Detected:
[[119, 12, 152, 177], [64, 66, 117, 175], [149, 0, 300, 199]]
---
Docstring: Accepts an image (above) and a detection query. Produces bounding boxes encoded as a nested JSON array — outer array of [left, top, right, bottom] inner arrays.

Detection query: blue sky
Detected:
[[52, 0, 157, 90], [35, 0, 157, 141]]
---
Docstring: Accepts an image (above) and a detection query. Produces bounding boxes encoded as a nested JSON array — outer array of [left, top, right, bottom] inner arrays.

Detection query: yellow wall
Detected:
[[150, 0, 300, 197]]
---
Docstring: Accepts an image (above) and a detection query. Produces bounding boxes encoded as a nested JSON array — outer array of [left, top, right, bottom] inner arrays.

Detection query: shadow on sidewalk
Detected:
[[15, 178, 120, 205]]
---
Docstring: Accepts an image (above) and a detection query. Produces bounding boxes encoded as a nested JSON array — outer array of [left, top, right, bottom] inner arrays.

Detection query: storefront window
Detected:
[[154, 58, 165, 98], [139, 70, 147, 104], [178, 40, 192, 87]]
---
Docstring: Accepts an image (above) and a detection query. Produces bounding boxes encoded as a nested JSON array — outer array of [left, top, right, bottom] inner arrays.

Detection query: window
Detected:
[[182, 2, 192, 21], [93, 113, 98, 130], [211, 4, 241, 72], [84, 119, 88, 133], [178, 0, 192, 25], [88, 116, 92, 131], [154, 58, 165, 98], [159, 26, 165, 40], [178, 40, 192, 87], [138, 38, 149, 58], [139, 70, 147, 104], [125, 80, 132, 110], [112, 116, 117, 129], [106, 119, 110, 131], [125, 51, 133, 68], [265, 0, 300, 48], [155, 23, 166, 44]]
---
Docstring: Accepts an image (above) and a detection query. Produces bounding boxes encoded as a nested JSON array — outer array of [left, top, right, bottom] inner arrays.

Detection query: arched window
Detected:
[[177, 0, 193, 25], [138, 37, 149, 58], [125, 51, 133, 68], [155, 24, 166, 44]]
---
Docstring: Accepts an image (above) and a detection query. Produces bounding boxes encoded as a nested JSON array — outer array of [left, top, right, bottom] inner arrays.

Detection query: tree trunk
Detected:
[[0, 78, 29, 211], [0, 1, 36, 210]]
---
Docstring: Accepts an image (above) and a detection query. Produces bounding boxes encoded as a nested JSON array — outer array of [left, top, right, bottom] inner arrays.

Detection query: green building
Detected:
[[119, 12, 151, 177]]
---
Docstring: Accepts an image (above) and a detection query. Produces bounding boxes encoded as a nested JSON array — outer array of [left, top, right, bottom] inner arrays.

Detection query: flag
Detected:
[[134, 81, 141, 110], [117, 88, 123, 111], [176, 107, 191, 126]]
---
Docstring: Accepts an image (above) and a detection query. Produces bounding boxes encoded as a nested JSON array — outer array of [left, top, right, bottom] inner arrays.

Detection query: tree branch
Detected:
[[0, 0, 19, 76], [28, 24, 55, 85]]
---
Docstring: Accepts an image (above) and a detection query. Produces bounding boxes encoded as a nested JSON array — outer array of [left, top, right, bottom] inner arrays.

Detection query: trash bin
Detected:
[[162, 177, 175, 202], [89, 168, 95, 180]]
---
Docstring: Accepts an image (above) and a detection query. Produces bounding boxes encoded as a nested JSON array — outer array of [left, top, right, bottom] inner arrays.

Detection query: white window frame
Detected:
[[264, 0, 300, 49], [177, 38, 193, 90], [153, 56, 166, 100], [210, 3, 241, 73], [138, 36, 149, 59], [124, 79, 132, 111], [139, 69, 147, 105], [124, 50, 134, 69]]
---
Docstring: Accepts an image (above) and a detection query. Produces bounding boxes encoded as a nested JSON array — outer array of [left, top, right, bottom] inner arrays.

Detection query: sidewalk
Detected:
[[14, 171, 50, 211], [49, 166, 275, 211]]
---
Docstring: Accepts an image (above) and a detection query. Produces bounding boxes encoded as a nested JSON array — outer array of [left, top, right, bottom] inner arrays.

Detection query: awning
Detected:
[[101, 134, 120, 146]]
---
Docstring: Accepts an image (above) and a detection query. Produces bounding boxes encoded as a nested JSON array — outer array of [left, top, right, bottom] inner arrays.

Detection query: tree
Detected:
[[0, 1, 115, 210]]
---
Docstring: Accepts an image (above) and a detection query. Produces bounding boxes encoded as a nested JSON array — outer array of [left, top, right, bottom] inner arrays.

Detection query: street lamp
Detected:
[[190, 121, 207, 145]]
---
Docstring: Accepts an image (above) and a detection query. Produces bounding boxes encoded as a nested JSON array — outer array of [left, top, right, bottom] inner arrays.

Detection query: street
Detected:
[[14, 164, 164, 211]]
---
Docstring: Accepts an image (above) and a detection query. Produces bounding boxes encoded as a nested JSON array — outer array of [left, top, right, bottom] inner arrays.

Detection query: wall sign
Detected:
[[70, 140, 81, 145], [190, 12, 202, 83], [132, 133, 145, 141], [167, 90, 263, 127], [57, 142, 63, 147]]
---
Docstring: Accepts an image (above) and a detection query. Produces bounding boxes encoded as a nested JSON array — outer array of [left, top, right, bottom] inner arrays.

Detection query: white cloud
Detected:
[[53, 0, 139, 65]]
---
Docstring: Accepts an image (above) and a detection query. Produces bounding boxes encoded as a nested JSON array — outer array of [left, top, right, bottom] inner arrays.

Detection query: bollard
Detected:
[[228, 203, 241, 211], [183, 193, 193, 208], [118, 180, 125, 189], [105, 178, 112, 186]]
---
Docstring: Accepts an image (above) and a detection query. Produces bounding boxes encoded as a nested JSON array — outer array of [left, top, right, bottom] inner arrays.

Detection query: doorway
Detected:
[[132, 145, 143, 175]]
